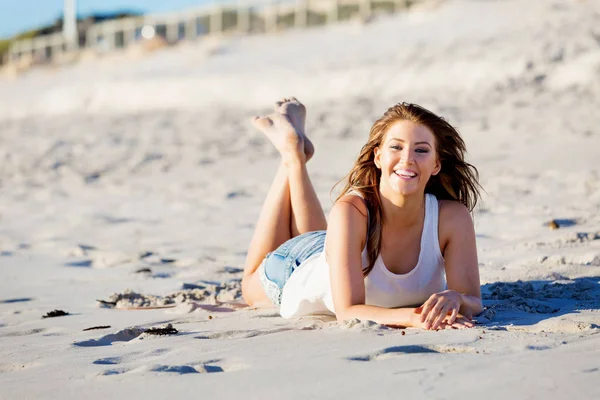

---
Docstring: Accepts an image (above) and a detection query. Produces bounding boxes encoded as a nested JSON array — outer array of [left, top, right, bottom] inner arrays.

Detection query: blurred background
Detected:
[[2, 1, 413, 69], [2, 3, 600, 397], [0, 0, 599, 284]]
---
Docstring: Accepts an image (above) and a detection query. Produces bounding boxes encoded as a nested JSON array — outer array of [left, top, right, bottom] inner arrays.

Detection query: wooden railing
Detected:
[[6, 0, 415, 65]]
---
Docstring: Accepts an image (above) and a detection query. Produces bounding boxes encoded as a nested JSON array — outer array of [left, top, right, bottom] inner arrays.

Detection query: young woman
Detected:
[[241, 98, 483, 330]]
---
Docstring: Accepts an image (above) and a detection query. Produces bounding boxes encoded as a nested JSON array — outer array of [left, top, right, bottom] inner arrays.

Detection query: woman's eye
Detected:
[[416, 148, 429, 153], [390, 145, 402, 150]]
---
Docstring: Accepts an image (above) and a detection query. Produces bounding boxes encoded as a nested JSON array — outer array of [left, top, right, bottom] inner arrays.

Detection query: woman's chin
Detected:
[[394, 180, 423, 194], [386, 184, 421, 197]]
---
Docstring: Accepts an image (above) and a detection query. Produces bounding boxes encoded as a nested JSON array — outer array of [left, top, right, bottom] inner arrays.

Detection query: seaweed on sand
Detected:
[[144, 323, 178, 335], [42, 310, 69, 318]]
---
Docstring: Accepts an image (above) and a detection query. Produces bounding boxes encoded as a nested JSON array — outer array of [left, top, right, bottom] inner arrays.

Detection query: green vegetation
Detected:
[[0, 29, 42, 63], [372, 1, 398, 13], [0, 40, 10, 61]]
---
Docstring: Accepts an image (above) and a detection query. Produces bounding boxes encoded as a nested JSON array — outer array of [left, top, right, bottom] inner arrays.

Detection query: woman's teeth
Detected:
[[395, 170, 417, 178]]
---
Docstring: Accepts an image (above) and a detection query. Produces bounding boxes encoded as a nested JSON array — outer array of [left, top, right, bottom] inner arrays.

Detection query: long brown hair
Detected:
[[334, 102, 481, 276]]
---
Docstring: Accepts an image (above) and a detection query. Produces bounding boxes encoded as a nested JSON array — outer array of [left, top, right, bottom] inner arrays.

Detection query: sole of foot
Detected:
[[251, 112, 306, 164], [275, 97, 314, 161]]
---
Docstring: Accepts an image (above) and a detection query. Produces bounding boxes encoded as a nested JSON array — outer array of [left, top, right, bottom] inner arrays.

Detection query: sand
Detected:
[[1, 0, 600, 398]]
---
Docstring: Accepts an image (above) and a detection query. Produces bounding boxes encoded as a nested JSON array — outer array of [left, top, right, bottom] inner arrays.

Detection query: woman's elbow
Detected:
[[334, 304, 357, 322], [335, 309, 350, 322]]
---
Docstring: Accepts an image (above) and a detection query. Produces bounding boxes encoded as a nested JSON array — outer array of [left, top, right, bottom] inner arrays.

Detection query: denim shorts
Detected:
[[258, 230, 326, 306]]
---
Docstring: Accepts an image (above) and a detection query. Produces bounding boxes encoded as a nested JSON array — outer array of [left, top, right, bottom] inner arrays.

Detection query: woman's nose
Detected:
[[400, 150, 415, 165]]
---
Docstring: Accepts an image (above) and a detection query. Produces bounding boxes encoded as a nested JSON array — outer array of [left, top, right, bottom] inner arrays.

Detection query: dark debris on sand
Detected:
[[83, 325, 111, 331], [144, 323, 178, 335], [42, 310, 70, 318], [96, 299, 117, 308]]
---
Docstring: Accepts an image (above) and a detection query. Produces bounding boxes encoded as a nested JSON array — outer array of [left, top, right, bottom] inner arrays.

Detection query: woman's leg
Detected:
[[276, 98, 322, 237], [242, 99, 327, 306]]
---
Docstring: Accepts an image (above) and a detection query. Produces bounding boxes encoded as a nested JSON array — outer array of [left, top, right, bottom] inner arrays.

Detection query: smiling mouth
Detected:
[[395, 170, 417, 179]]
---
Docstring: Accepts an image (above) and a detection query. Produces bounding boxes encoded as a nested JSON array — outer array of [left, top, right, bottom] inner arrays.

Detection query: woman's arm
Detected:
[[420, 201, 483, 329], [325, 196, 473, 329]]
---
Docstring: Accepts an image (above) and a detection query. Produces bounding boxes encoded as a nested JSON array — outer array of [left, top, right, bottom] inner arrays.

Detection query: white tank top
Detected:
[[279, 193, 446, 318]]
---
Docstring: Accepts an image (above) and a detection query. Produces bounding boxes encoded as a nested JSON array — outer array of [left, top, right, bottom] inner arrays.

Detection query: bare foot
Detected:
[[275, 97, 314, 161], [251, 112, 305, 164]]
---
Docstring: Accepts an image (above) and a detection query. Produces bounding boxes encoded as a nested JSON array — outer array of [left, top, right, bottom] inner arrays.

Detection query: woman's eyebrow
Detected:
[[387, 138, 432, 147]]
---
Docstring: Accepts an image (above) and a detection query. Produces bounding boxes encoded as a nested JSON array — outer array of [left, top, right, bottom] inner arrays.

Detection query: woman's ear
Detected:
[[373, 147, 381, 169], [432, 157, 441, 176]]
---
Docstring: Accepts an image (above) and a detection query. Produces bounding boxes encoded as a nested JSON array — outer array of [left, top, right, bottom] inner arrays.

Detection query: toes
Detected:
[[274, 97, 302, 114], [251, 116, 273, 131]]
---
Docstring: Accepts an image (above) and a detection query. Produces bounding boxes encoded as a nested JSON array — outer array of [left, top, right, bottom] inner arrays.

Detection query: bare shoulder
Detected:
[[328, 193, 368, 247], [439, 199, 472, 226], [333, 194, 368, 218], [438, 200, 474, 251]]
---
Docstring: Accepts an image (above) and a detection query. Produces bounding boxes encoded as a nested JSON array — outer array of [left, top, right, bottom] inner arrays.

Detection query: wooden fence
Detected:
[[7, 0, 416, 65]]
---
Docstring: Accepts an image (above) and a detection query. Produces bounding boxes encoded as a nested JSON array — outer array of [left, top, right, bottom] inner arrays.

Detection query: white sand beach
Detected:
[[1, 0, 600, 398]]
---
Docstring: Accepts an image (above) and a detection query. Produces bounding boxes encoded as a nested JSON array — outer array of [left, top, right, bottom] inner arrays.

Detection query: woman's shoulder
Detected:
[[437, 199, 474, 249], [333, 192, 368, 219], [328, 193, 369, 244], [438, 199, 472, 225]]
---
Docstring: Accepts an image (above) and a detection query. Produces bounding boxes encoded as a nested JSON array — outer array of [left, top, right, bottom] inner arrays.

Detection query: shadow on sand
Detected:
[[479, 276, 600, 326]]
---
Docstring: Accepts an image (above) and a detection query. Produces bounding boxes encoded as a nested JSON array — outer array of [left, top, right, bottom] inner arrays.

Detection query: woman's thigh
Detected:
[[244, 230, 326, 307], [259, 230, 326, 304], [241, 271, 272, 308]]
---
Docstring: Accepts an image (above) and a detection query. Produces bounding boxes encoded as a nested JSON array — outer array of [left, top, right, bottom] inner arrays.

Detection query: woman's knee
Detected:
[[241, 271, 269, 307]]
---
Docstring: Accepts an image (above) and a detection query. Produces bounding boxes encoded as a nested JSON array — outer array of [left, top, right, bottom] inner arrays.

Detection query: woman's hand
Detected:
[[407, 306, 472, 330], [418, 290, 473, 330]]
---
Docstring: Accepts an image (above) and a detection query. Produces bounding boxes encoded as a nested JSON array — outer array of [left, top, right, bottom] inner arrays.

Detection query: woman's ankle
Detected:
[[282, 153, 306, 168]]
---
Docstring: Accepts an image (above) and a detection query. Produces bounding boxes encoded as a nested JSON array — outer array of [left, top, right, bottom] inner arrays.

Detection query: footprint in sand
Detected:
[[94, 357, 123, 365], [65, 245, 135, 268], [64, 259, 93, 268], [151, 363, 224, 374], [0, 328, 46, 338], [74, 327, 145, 347], [220, 266, 244, 274], [93, 348, 170, 365], [99, 360, 231, 376], [195, 327, 298, 340], [348, 344, 478, 362], [348, 345, 440, 361], [0, 297, 34, 304], [545, 218, 579, 229], [226, 190, 250, 200], [100, 368, 130, 376]]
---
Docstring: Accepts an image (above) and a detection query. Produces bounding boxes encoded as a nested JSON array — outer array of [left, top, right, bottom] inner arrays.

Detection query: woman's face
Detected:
[[374, 120, 440, 198]]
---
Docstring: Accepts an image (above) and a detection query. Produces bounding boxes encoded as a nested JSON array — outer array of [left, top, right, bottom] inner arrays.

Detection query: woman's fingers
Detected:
[[420, 292, 469, 330], [425, 300, 446, 328], [430, 304, 452, 330], [453, 316, 474, 328], [420, 296, 436, 322], [448, 307, 459, 325], [422, 298, 440, 326]]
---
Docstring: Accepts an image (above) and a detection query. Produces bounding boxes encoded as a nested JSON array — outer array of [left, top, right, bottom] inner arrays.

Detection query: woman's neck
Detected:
[[380, 191, 426, 229]]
